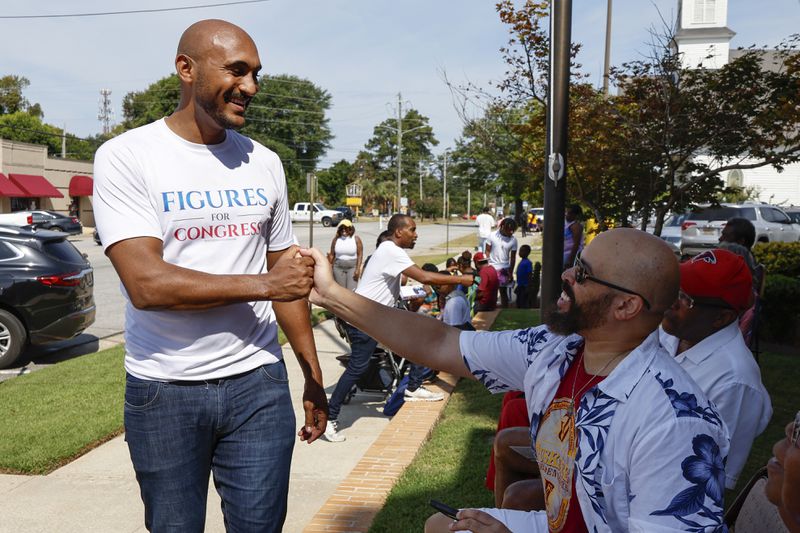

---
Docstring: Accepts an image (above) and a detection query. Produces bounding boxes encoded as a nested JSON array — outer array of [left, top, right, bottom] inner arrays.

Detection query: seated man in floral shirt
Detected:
[[302, 228, 729, 533]]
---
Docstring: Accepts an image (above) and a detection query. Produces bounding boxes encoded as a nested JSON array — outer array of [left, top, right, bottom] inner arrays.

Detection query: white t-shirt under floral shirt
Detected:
[[93, 118, 294, 381]]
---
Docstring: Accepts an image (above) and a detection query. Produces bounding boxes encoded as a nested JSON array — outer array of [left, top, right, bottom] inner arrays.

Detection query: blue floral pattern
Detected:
[[651, 434, 726, 532], [575, 387, 618, 524], [655, 373, 723, 427]]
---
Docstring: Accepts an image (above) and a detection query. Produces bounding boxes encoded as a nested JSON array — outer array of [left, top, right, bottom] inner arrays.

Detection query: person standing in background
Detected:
[[486, 218, 518, 308], [563, 204, 584, 270], [476, 207, 495, 253], [328, 219, 363, 291]]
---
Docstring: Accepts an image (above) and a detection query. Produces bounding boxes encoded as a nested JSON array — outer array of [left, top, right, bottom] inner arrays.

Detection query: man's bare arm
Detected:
[[106, 237, 313, 310], [268, 248, 327, 443], [402, 264, 472, 287], [302, 248, 473, 379]]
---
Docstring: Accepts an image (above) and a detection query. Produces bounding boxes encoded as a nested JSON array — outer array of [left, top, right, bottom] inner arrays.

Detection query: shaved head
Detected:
[[584, 228, 679, 313], [177, 19, 255, 60]]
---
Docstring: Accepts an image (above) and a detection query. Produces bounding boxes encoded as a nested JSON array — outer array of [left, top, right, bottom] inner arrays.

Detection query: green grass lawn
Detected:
[[0, 308, 332, 475], [368, 311, 798, 531]]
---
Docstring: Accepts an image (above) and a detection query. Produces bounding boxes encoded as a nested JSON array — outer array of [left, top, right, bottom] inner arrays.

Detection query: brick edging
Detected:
[[303, 310, 501, 532]]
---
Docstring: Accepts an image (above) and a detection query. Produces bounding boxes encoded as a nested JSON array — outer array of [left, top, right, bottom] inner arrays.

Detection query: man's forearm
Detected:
[[316, 284, 472, 378], [274, 300, 323, 384]]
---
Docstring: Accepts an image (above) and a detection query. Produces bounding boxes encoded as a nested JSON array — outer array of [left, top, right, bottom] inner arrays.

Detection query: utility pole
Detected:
[[61, 123, 66, 158], [467, 187, 471, 219], [602, 0, 613, 96], [442, 151, 448, 220], [98, 89, 113, 135], [396, 92, 403, 214], [541, 0, 573, 310]]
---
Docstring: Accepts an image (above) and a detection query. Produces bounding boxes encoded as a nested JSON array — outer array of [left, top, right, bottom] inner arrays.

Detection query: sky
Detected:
[[1, 0, 798, 168]]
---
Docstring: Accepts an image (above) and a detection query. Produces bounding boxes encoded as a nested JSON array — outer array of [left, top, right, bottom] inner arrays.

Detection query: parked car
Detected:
[[530, 207, 545, 231], [93, 229, 102, 246], [334, 206, 354, 221], [784, 206, 800, 225], [0, 225, 95, 368], [28, 210, 83, 235], [681, 203, 800, 256]]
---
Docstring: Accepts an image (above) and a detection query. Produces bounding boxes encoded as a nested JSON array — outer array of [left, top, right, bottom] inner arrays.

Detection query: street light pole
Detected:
[[396, 92, 403, 214], [541, 0, 573, 310], [602, 0, 613, 96]]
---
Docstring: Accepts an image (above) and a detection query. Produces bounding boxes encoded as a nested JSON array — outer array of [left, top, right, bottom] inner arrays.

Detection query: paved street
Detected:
[[0, 219, 479, 382]]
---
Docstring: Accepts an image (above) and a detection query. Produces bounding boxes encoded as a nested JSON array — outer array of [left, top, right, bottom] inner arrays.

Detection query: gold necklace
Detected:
[[566, 350, 627, 416]]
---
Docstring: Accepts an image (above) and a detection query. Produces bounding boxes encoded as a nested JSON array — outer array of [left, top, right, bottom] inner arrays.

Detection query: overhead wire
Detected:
[[0, 0, 272, 19]]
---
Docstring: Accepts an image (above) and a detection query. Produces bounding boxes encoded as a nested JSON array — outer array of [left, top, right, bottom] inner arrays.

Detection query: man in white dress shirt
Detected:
[[660, 248, 772, 490]]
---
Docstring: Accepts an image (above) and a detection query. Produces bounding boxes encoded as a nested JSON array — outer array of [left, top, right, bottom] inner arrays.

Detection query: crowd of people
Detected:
[[93, 18, 796, 532]]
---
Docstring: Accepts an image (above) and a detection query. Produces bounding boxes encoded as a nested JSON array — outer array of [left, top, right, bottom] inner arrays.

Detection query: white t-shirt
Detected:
[[441, 289, 470, 326], [93, 118, 294, 381], [487, 231, 518, 269], [355, 240, 413, 307], [476, 213, 495, 238]]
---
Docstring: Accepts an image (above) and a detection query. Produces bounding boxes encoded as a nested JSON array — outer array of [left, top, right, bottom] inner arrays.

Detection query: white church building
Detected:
[[673, 0, 800, 206]]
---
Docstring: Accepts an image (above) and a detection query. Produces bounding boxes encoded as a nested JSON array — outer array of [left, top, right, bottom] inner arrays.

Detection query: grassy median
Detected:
[[0, 308, 332, 475]]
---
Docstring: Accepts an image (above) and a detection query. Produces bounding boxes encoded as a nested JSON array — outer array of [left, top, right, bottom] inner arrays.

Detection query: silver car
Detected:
[[681, 203, 800, 256]]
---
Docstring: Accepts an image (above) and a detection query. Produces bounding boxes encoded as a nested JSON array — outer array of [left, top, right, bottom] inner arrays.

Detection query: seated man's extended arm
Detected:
[[106, 237, 313, 310], [302, 247, 472, 379]]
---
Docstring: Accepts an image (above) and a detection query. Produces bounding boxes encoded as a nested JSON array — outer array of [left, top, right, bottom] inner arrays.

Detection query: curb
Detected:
[[303, 309, 501, 532]]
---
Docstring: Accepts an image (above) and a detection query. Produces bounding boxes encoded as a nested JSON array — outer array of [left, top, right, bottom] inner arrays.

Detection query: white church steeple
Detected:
[[674, 0, 735, 68]]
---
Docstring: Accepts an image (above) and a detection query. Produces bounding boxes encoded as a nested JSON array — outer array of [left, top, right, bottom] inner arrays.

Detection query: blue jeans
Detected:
[[124, 361, 295, 533], [328, 324, 378, 420]]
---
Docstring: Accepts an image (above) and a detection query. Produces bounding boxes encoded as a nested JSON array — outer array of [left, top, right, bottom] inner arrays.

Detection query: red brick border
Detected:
[[303, 310, 501, 532]]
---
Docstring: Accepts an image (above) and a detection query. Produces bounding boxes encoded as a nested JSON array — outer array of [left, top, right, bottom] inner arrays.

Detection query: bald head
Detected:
[[177, 19, 255, 60], [584, 228, 679, 313]]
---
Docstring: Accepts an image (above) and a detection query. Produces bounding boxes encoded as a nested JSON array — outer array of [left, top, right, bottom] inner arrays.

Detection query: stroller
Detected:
[[333, 316, 410, 403]]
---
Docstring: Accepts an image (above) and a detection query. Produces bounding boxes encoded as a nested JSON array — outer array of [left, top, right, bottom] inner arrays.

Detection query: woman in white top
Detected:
[[328, 219, 363, 291]]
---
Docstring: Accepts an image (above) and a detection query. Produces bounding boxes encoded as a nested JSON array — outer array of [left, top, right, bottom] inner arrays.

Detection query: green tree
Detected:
[[315, 159, 352, 205], [0, 75, 42, 117], [362, 108, 439, 211], [0, 112, 99, 160], [609, 32, 800, 234]]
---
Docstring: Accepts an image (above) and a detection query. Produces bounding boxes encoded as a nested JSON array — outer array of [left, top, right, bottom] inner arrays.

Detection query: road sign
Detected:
[[346, 197, 362, 206], [346, 183, 362, 197]]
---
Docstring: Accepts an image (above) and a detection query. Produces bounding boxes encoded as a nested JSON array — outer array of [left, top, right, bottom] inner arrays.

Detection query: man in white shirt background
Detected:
[[475, 207, 495, 253], [660, 248, 772, 489], [324, 214, 474, 442], [486, 218, 518, 308]]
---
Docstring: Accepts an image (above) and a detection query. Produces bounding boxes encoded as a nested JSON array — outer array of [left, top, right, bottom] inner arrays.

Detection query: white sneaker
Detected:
[[404, 386, 444, 402], [324, 419, 346, 442]]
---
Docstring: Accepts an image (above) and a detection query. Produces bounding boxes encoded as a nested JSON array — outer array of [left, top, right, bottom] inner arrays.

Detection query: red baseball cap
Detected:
[[473, 252, 488, 262], [680, 249, 753, 311]]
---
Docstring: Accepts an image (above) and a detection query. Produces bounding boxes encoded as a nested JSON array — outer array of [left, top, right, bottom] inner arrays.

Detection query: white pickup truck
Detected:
[[289, 202, 343, 227]]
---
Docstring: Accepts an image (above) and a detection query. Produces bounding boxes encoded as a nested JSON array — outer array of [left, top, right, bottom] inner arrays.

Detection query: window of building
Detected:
[[692, 0, 716, 24], [726, 169, 744, 188]]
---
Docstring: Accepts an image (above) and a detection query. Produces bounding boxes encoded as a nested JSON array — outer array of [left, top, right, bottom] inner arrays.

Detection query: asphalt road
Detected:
[[0, 219, 479, 382]]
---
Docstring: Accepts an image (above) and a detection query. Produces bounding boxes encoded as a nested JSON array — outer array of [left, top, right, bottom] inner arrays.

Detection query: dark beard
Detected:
[[195, 73, 245, 131], [543, 284, 615, 336]]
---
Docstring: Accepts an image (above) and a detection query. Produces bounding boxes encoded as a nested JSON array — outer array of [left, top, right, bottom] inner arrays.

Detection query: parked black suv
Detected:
[[0, 225, 96, 368], [334, 206, 354, 221], [29, 210, 83, 235]]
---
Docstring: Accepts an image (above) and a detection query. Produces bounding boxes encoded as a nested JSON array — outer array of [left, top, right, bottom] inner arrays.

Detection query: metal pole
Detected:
[[308, 173, 315, 249], [446, 192, 450, 258], [541, 0, 572, 310], [396, 92, 403, 214], [467, 187, 471, 219], [602, 0, 613, 96], [442, 151, 448, 220]]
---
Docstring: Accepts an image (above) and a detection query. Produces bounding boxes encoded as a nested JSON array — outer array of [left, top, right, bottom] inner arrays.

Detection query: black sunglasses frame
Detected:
[[677, 290, 735, 311], [573, 254, 652, 310]]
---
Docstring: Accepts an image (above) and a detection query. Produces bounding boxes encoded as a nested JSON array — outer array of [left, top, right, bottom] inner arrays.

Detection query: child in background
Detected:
[[514, 245, 533, 309], [445, 257, 459, 273], [433, 270, 474, 330]]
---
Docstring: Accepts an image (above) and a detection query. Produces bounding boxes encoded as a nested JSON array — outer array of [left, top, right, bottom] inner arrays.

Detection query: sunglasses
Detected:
[[791, 411, 800, 448], [677, 290, 734, 310], [573, 253, 652, 310]]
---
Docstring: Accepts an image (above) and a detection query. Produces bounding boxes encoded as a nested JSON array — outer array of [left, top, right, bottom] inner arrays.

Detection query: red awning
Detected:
[[8, 173, 64, 198], [0, 173, 26, 197], [69, 175, 94, 196]]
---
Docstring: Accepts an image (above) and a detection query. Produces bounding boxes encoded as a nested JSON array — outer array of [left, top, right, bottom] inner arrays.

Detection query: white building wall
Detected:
[[678, 40, 730, 69], [741, 162, 800, 207]]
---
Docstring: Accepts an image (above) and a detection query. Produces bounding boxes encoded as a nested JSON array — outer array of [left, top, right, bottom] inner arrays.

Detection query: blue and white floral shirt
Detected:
[[460, 325, 730, 533]]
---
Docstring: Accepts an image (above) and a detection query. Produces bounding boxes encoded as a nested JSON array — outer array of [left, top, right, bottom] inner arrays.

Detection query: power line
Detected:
[[0, 0, 271, 19]]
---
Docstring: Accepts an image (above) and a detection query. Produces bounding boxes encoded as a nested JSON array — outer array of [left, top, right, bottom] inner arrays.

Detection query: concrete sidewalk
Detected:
[[0, 311, 501, 533]]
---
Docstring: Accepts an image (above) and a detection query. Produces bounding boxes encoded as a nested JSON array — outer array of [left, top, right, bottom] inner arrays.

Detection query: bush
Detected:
[[752, 242, 800, 277], [760, 273, 800, 345]]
